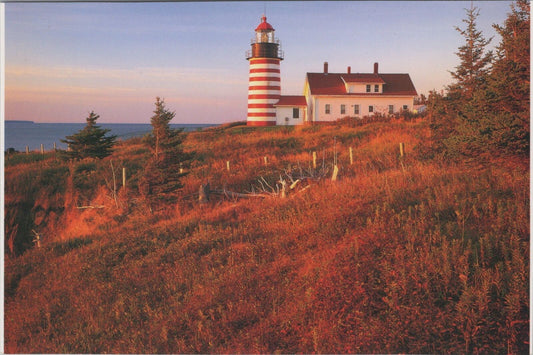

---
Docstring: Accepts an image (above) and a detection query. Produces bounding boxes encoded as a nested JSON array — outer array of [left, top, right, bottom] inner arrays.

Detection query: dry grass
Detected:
[[4, 117, 529, 353]]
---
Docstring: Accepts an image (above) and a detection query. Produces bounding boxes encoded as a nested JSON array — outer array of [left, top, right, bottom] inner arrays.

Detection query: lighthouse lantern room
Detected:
[[246, 16, 284, 126]]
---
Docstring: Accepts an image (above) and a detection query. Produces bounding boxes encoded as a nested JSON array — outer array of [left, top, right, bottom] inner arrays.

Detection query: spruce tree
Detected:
[[60, 111, 117, 160], [449, 5, 493, 100], [140, 97, 193, 207], [442, 5, 494, 157], [485, 0, 530, 155]]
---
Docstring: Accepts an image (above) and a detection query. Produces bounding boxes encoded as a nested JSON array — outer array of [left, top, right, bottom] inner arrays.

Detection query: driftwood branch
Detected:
[[76, 205, 106, 209], [212, 188, 268, 199], [198, 162, 331, 204]]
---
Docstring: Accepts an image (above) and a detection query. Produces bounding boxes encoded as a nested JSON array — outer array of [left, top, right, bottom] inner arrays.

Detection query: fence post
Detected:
[[25, 146, 29, 154], [226, 161, 230, 172], [40, 144, 44, 155], [349, 147, 353, 165], [312, 151, 317, 169], [264, 156, 268, 166], [122, 167, 126, 188], [332, 165, 339, 181], [399, 142, 405, 157]]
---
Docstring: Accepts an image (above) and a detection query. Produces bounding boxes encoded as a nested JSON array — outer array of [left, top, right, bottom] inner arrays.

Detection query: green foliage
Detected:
[[60, 111, 117, 161], [140, 97, 194, 207], [429, 1, 529, 159], [484, 0, 530, 155], [449, 6, 493, 100]]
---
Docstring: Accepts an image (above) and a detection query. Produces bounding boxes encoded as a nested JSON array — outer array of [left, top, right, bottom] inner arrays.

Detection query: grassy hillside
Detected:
[[4, 118, 529, 353]]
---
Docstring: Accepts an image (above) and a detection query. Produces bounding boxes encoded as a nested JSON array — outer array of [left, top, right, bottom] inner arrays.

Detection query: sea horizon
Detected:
[[4, 120, 219, 152], [5, 119, 219, 125]]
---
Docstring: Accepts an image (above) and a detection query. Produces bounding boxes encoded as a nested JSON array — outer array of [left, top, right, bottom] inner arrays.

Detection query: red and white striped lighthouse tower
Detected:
[[246, 15, 284, 126]]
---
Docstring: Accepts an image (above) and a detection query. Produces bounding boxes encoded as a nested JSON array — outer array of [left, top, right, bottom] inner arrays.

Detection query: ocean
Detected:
[[4, 121, 216, 152]]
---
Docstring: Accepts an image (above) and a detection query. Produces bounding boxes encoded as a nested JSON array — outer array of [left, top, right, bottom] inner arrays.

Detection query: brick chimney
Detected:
[[324, 61, 328, 74], [374, 62, 379, 74], [347, 66, 351, 74]]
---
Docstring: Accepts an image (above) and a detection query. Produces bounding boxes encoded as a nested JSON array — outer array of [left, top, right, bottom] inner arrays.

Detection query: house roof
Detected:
[[341, 73, 385, 84], [306, 72, 417, 96], [275, 95, 307, 106]]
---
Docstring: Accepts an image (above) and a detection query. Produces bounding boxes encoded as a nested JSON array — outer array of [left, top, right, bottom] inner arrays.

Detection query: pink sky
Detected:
[[4, 1, 512, 123]]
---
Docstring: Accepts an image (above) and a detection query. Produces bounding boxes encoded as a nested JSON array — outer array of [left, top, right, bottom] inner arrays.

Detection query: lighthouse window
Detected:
[[366, 85, 371, 93], [354, 105, 360, 115], [325, 104, 331, 114], [293, 108, 299, 118], [340, 105, 346, 115]]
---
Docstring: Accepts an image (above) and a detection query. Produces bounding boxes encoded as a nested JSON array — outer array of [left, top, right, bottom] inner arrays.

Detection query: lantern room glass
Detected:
[[257, 30, 275, 43]]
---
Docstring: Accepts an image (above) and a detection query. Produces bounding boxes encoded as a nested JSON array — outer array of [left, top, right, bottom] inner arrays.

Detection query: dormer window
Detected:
[[366, 85, 371, 93], [374, 84, 379, 93]]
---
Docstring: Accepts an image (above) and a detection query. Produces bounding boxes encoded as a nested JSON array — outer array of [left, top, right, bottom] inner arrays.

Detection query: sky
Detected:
[[4, 1, 514, 124]]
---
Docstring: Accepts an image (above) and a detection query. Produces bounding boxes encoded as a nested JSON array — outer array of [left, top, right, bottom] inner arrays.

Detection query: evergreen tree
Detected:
[[60, 111, 116, 160], [140, 97, 193, 207], [485, 0, 530, 155], [449, 5, 493, 101], [438, 5, 495, 158]]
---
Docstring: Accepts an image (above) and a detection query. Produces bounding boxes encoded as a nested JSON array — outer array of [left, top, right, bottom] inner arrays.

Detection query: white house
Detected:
[[273, 95, 307, 125], [275, 62, 418, 125]]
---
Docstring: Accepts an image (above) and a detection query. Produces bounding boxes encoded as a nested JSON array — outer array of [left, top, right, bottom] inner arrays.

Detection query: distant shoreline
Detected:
[[6, 120, 35, 124], [5, 121, 219, 152], [5, 120, 219, 126]]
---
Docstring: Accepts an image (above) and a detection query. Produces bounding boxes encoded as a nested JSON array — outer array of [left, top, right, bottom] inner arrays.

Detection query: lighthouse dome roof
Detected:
[[255, 15, 274, 31]]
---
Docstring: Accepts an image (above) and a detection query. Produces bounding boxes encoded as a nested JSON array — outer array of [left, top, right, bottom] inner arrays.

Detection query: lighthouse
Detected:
[[246, 15, 284, 126]]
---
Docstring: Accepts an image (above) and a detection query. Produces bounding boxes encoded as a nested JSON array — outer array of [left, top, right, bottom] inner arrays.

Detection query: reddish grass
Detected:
[[4, 118, 529, 353]]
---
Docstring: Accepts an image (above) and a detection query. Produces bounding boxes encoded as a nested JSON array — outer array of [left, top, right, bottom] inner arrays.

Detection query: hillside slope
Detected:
[[4, 119, 529, 353]]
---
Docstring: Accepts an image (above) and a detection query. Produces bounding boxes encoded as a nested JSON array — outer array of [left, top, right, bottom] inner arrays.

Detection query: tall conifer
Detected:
[[140, 97, 193, 207], [485, 0, 530, 155], [442, 5, 494, 157], [449, 5, 493, 100]]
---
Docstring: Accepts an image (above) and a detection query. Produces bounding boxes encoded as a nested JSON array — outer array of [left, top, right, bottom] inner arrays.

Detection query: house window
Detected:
[[325, 104, 331, 114], [403, 105, 408, 110], [340, 104, 346, 115], [369, 105, 374, 113], [354, 104, 360, 115], [366, 84, 371, 93], [374, 84, 379, 93], [293, 108, 299, 118], [389, 105, 394, 114]]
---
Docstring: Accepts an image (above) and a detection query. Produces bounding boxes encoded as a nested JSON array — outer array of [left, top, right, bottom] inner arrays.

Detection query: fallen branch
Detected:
[[211, 188, 268, 199], [76, 205, 106, 209]]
